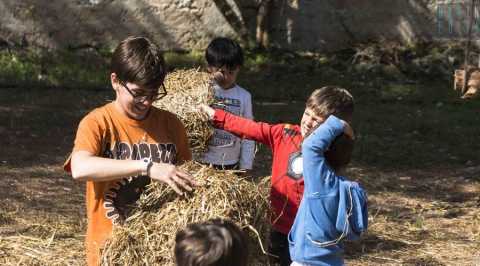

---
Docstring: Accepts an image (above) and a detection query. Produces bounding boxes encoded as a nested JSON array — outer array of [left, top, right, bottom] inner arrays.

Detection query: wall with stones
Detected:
[[0, 0, 467, 52], [0, 0, 244, 51], [267, 0, 438, 51]]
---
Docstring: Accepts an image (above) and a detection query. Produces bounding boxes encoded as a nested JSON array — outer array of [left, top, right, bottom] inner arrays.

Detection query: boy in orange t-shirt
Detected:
[[64, 36, 197, 266]]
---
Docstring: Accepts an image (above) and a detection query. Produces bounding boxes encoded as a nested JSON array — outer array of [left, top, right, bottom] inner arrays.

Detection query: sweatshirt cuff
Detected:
[[213, 109, 227, 127], [323, 115, 344, 136]]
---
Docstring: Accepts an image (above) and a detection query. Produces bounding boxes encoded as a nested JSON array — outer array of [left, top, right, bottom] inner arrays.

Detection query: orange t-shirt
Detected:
[[64, 102, 191, 266]]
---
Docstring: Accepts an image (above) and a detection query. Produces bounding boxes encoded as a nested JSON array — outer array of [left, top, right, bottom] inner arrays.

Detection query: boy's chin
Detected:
[[300, 127, 309, 137]]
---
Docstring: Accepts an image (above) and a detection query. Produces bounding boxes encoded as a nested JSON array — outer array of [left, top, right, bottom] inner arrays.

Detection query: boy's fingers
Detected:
[[166, 178, 182, 195], [341, 121, 355, 140], [213, 72, 224, 83], [345, 126, 355, 140], [171, 173, 193, 191], [198, 104, 214, 118], [176, 169, 192, 179], [177, 170, 199, 186], [173, 175, 193, 191], [199, 104, 208, 113]]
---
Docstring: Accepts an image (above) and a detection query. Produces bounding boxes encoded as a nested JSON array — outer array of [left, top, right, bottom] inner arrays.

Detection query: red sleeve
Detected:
[[213, 109, 283, 148]]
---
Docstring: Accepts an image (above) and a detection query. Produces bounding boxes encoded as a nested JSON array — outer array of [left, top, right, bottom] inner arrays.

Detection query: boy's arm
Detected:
[[200, 104, 277, 148], [71, 151, 148, 181], [302, 115, 345, 191], [303, 115, 345, 155], [68, 114, 196, 195], [71, 151, 195, 194], [239, 93, 255, 170]]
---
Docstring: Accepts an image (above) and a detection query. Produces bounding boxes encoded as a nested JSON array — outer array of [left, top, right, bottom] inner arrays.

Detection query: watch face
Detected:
[[287, 151, 303, 180]]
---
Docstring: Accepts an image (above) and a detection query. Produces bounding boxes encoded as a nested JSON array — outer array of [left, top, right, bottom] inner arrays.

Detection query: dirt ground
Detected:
[[0, 86, 479, 266]]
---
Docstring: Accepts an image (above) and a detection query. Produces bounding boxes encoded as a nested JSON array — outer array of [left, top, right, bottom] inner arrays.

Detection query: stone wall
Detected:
[[267, 0, 437, 51], [0, 0, 470, 52]]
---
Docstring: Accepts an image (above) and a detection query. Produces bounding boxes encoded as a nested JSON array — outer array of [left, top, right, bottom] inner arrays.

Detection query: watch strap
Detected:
[[141, 157, 153, 176]]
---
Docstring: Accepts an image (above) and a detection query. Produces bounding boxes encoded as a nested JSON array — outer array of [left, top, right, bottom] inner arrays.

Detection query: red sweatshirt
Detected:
[[213, 109, 304, 235]]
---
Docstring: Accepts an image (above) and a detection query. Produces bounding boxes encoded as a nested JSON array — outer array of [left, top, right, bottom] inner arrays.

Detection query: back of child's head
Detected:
[[205, 37, 244, 70], [111, 36, 166, 91], [306, 86, 354, 123], [306, 86, 355, 172], [174, 218, 248, 266]]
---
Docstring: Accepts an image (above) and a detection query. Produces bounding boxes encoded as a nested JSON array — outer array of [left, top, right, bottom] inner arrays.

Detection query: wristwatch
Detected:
[[141, 157, 153, 176]]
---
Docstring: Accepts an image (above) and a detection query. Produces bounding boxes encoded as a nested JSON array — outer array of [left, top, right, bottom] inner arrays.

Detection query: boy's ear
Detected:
[[110, 73, 120, 93]]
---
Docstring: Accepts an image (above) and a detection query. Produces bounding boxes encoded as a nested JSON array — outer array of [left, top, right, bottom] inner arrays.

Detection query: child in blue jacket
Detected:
[[288, 89, 368, 266]]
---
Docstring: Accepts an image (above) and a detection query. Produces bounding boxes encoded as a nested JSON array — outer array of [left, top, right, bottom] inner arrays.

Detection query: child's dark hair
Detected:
[[306, 86, 354, 123], [111, 36, 166, 91], [174, 218, 248, 266], [306, 86, 355, 172], [205, 37, 244, 70]]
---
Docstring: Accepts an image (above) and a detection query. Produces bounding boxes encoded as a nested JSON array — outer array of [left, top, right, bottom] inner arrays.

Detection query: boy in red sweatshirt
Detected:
[[199, 86, 354, 265]]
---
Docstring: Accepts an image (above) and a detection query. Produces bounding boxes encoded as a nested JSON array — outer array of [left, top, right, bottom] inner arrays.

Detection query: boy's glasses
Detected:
[[120, 81, 167, 103]]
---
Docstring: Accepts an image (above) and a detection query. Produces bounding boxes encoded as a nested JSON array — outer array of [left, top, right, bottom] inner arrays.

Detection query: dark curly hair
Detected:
[[174, 219, 248, 266]]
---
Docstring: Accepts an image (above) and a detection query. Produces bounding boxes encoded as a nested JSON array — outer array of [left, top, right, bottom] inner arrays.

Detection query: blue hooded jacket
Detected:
[[288, 115, 368, 266]]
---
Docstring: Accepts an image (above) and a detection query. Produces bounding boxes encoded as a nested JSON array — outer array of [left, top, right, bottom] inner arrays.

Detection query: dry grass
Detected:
[[0, 166, 85, 266], [101, 161, 271, 266], [1, 85, 479, 265], [154, 68, 215, 158], [0, 233, 84, 266], [344, 166, 480, 266], [1, 157, 479, 266]]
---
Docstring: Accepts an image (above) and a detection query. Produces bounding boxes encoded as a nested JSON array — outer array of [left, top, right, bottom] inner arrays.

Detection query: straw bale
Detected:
[[101, 161, 271, 266], [153, 68, 215, 158]]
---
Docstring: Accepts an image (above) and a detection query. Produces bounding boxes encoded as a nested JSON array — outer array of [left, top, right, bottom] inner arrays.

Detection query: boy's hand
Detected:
[[212, 71, 225, 84], [198, 104, 215, 119], [149, 162, 198, 195], [342, 121, 355, 140]]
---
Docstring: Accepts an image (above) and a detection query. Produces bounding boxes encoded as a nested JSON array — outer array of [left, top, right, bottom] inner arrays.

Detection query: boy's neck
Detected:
[[216, 82, 236, 90], [113, 100, 151, 121]]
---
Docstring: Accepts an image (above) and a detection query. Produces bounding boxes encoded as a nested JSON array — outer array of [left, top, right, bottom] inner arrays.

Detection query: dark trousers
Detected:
[[269, 230, 292, 266], [211, 163, 239, 170]]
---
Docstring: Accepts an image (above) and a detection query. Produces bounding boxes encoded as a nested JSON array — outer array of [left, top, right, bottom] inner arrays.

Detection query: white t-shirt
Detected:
[[200, 83, 255, 169]]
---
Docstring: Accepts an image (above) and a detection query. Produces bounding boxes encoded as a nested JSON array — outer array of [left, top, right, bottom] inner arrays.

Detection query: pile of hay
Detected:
[[101, 161, 271, 266], [153, 68, 215, 158]]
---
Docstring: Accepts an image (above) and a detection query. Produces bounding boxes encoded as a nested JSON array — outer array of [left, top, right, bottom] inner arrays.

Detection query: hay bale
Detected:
[[153, 68, 215, 158], [454, 67, 480, 99], [101, 161, 271, 266]]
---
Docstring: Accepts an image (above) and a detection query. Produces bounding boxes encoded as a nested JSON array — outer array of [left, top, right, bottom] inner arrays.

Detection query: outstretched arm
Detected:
[[199, 104, 277, 148], [239, 95, 255, 170], [68, 112, 197, 195], [71, 151, 197, 195]]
